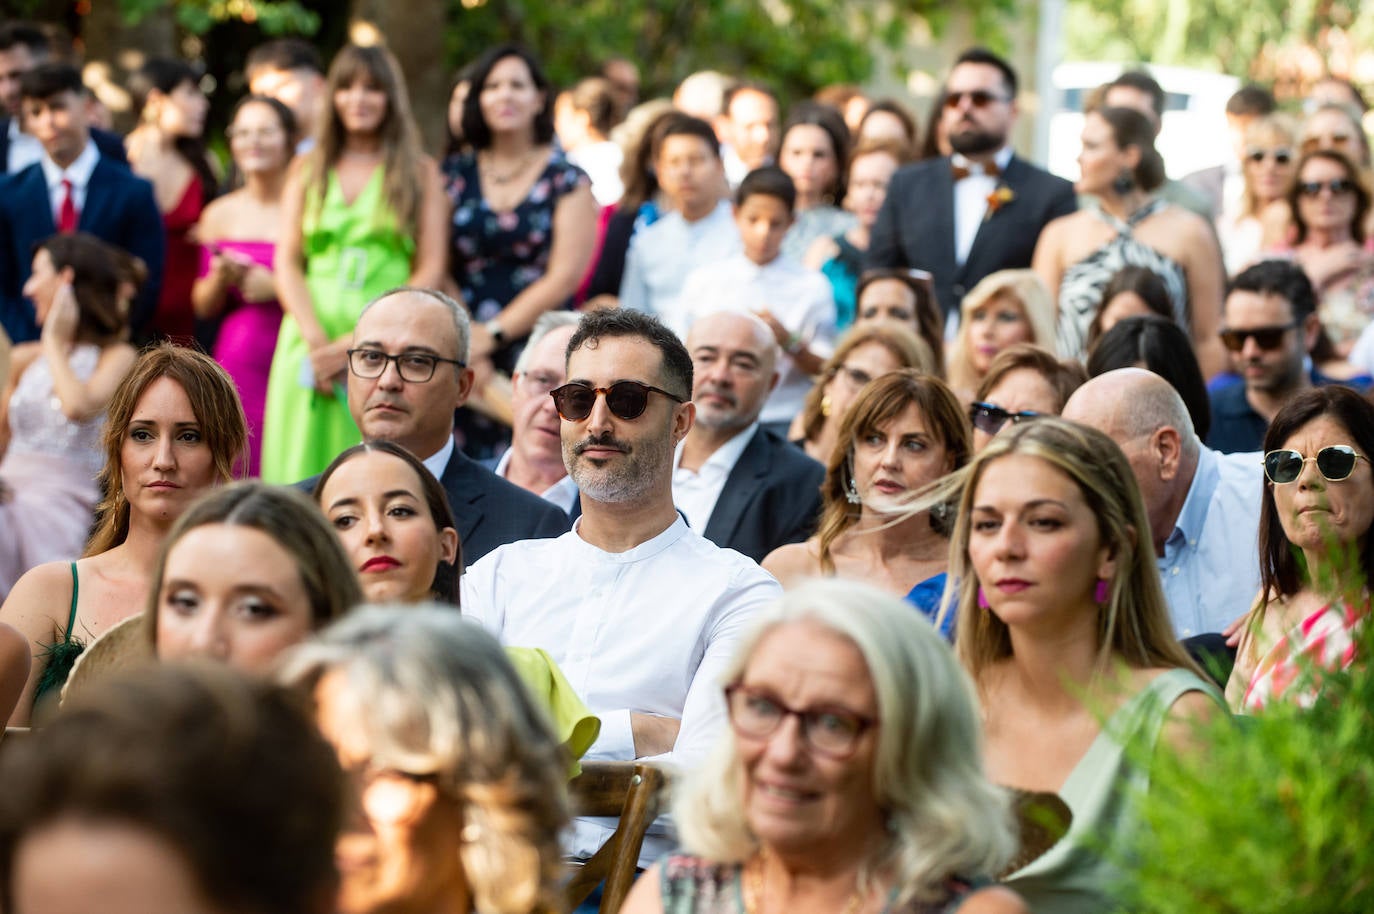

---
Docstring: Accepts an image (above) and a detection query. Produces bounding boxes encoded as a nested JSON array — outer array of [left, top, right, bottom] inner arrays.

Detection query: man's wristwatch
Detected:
[[484, 319, 506, 347]]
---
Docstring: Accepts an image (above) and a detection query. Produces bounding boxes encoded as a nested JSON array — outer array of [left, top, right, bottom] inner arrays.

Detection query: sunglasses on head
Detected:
[[969, 401, 1040, 436], [1298, 178, 1357, 197], [1218, 322, 1298, 352], [1302, 134, 1353, 153], [1263, 445, 1368, 484], [944, 90, 1009, 110], [1246, 147, 1293, 165], [549, 380, 684, 422]]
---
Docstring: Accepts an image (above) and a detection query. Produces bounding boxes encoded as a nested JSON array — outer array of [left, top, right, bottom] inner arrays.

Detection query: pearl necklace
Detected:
[[742, 852, 867, 914]]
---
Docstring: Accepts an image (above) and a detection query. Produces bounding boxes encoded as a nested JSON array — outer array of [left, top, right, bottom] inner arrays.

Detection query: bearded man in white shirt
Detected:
[[461, 307, 781, 860]]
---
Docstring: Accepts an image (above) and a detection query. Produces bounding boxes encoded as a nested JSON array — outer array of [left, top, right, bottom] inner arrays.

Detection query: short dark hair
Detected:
[[1228, 259, 1317, 322], [566, 309, 694, 401], [0, 664, 343, 914], [462, 44, 555, 150], [1288, 149, 1370, 245], [245, 38, 323, 79], [1087, 315, 1212, 441], [1087, 264, 1174, 348], [780, 101, 850, 203], [735, 164, 795, 211], [724, 81, 776, 115], [1095, 106, 1167, 191], [1227, 84, 1278, 118], [0, 21, 48, 55], [1110, 69, 1166, 118], [18, 61, 82, 103], [952, 47, 1018, 98], [1259, 386, 1374, 602], [654, 112, 720, 160]]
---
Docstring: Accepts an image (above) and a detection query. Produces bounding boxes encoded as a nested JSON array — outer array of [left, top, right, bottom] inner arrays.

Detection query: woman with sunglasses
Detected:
[[1218, 114, 1299, 275], [1033, 106, 1225, 376], [764, 371, 971, 631], [791, 322, 935, 464], [969, 344, 1086, 452], [1226, 386, 1374, 712], [1277, 149, 1374, 358], [620, 579, 1028, 914]]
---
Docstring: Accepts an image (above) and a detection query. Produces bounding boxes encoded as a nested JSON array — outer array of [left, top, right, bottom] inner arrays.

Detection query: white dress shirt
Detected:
[[493, 448, 579, 514], [678, 254, 836, 424], [38, 140, 99, 224], [461, 515, 780, 860], [421, 436, 455, 483], [672, 422, 759, 531], [6, 118, 42, 174], [618, 199, 741, 330], [951, 146, 1015, 267]]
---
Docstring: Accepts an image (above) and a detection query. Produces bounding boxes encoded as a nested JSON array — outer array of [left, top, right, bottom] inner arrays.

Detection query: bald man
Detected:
[[1063, 368, 1263, 639], [673, 311, 823, 562]]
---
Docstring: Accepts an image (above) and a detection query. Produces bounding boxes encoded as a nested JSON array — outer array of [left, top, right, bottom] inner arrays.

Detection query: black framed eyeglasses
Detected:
[[723, 684, 876, 759], [1298, 178, 1357, 197], [1218, 323, 1297, 352], [969, 401, 1040, 436], [549, 381, 685, 422], [1263, 445, 1368, 484], [944, 90, 1009, 109], [348, 348, 466, 383], [1245, 147, 1293, 166]]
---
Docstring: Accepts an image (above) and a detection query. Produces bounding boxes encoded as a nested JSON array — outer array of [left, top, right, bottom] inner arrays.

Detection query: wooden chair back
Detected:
[[564, 761, 668, 914]]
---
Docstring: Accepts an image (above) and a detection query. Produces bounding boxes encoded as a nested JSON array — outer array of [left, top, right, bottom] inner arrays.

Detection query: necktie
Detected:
[[951, 159, 1002, 181], [57, 178, 78, 233]]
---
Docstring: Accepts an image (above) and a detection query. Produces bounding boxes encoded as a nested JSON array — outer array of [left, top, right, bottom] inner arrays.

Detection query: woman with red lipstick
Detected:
[[765, 371, 970, 634], [1226, 387, 1374, 712], [939, 418, 1220, 913], [0, 344, 246, 725], [945, 270, 1057, 403], [620, 579, 1028, 914], [148, 482, 360, 675]]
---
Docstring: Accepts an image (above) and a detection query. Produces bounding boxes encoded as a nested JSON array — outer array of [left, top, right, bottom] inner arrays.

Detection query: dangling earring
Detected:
[[820, 394, 832, 418], [1094, 578, 1110, 606], [977, 587, 990, 609], [1111, 170, 1135, 196], [845, 476, 862, 504]]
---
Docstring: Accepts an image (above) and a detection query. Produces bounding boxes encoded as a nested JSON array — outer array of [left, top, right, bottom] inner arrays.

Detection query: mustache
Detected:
[[572, 431, 633, 455]]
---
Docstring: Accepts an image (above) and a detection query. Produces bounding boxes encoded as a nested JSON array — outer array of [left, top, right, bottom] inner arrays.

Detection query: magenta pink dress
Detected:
[[197, 241, 282, 477]]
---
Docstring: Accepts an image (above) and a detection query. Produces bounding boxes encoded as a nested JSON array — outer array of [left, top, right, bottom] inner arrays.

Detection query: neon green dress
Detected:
[[260, 167, 414, 483]]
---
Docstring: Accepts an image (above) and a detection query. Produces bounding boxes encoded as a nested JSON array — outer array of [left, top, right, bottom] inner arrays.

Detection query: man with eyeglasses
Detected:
[[1064, 369, 1262, 656], [1209, 260, 1330, 454], [490, 310, 581, 513], [463, 307, 780, 864], [868, 46, 1075, 333], [306, 287, 568, 564]]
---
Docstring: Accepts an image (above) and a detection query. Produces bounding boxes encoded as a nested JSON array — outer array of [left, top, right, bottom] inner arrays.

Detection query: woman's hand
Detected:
[[238, 263, 277, 304], [41, 283, 79, 347], [308, 339, 350, 396]]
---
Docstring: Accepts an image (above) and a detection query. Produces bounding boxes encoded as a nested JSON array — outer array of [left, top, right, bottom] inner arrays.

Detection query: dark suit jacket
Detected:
[[867, 154, 1077, 319], [0, 154, 163, 342], [0, 120, 127, 173], [300, 448, 570, 568], [697, 428, 824, 564]]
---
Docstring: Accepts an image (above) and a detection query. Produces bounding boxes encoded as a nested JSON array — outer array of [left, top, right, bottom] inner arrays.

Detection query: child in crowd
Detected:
[[678, 166, 837, 435]]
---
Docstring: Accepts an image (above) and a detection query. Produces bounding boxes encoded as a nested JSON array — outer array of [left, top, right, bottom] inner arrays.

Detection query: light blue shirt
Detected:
[[1159, 446, 1265, 637], [618, 199, 740, 329]]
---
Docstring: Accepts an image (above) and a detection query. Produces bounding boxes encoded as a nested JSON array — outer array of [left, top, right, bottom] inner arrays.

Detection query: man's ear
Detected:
[[454, 367, 476, 408], [1301, 312, 1322, 354], [673, 400, 696, 444], [1155, 426, 1183, 482]]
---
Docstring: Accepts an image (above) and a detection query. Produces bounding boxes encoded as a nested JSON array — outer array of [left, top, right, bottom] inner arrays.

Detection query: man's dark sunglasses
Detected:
[[550, 381, 685, 422], [1218, 322, 1297, 353], [944, 90, 1009, 109], [1298, 178, 1357, 197], [969, 401, 1040, 436]]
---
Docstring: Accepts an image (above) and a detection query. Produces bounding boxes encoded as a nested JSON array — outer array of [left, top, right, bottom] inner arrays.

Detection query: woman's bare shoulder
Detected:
[[761, 539, 823, 586]]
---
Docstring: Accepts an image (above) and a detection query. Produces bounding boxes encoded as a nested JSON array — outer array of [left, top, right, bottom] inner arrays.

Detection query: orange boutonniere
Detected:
[[985, 186, 1016, 220]]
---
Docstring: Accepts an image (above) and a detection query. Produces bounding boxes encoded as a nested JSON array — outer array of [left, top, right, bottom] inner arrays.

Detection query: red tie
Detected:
[[57, 178, 78, 233]]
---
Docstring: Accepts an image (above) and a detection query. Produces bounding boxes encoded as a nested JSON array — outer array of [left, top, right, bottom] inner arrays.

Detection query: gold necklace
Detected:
[[742, 852, 866, 914], [479, 148, 539, 185]]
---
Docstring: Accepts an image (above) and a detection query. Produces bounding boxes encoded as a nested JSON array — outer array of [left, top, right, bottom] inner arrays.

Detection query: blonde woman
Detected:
[[945, 269, 1056, 402]]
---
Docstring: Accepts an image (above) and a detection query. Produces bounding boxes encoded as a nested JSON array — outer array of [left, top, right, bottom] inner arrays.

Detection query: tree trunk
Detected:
[[80, 2, 177, 133]]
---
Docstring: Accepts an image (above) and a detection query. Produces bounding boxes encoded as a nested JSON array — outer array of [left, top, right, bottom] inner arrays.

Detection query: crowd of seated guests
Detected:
[[3, 18, 1374, 914]]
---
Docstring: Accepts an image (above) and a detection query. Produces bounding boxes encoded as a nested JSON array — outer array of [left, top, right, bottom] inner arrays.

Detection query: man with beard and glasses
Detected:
[[462, 307, 780, 864], [673, 311, 824, 561], [868, 47, 1076, 333]]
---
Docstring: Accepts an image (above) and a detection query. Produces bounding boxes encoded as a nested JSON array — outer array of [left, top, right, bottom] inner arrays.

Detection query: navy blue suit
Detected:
[[0, 153, 163, 342], [0, 120, 127, 173], [867, 154, 1076, 319], [697, 428, 825, 564]]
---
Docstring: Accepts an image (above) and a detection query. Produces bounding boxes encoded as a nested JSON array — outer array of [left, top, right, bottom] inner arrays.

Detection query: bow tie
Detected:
[[952, 160, 1002, 181]]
